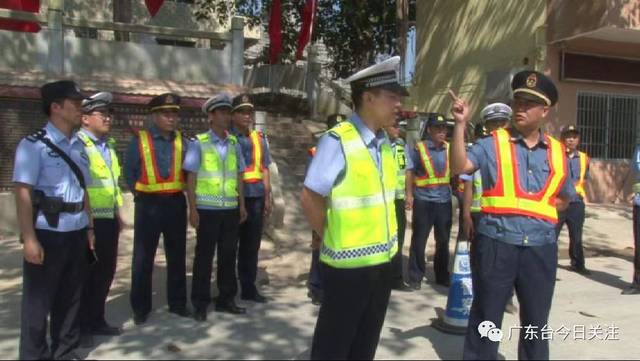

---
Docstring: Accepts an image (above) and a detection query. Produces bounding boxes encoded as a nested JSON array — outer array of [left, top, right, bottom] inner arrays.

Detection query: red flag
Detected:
[[0, 0, 41, 33], [145, 0, 164, 17], [296, 0, 317, 60], [268, 0, 283, 64]]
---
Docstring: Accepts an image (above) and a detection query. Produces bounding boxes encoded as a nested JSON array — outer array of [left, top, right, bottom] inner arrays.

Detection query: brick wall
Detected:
[[0, 98, 210, 191]]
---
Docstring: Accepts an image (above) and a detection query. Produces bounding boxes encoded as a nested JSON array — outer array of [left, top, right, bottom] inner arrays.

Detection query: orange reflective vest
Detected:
[[134, 130, 185, 194], [414, 141, 450, 188], [481, 128, 567, 223], [243, 130, 265, 183], [574, 151, 589, 199]]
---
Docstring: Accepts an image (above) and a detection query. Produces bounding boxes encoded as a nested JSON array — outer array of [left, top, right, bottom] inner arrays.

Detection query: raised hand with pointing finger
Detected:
[[448, 89, 470, 124]]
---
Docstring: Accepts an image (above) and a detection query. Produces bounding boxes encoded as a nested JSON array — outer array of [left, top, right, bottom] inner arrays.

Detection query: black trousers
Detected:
[[130, 193, 187, 317], [308, 247, 323, 295], [463, 236, 558, 360], [311, 262, 392, 360], [20, 230, 87, 360], [555, 202, 586, 268], [191, 209, 240, 308], [391, 199, 407, 284], [238, 196, 265, 297], [633, 206, 640, 286], [81, 218, 119, 331], [408, 198, 452, 284]]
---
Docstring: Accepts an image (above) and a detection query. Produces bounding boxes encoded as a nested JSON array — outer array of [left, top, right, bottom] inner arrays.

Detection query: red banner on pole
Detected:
[[268, 0, 283, 64], [0, 0, 41, 33], [296, 0, 317, 60], [145, 0, 164, 17]]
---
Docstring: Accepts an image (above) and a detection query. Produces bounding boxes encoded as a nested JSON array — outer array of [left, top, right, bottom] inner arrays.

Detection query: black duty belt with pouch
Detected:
[[28, 130, 87, 228]]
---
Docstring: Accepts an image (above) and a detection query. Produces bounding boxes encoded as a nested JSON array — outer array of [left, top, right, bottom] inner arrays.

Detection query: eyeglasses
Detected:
[[90, 111, 113, 120]]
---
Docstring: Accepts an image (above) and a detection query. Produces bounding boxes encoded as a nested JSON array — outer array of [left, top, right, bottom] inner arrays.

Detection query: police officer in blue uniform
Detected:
[[406, 114, 453, 289], [125, 93, 191, 324], [302, 56, 409, 360], [184, 94, 249, 320], [78, 92, 124, 347], [556, 125, 591, 275], [230, 94, 273, 303], [450, 71, 576, 360], [13, 80, 95, 360]]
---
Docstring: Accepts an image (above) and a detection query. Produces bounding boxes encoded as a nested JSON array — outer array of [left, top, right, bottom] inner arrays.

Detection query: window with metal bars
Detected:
[[577, 92, 640, 160]]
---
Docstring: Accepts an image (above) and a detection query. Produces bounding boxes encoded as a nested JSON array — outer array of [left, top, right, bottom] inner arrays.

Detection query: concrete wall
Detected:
[[64, 35, 231, 83], [410, 0, 547, 118], [0, 30, 232, 84], [548, 0, 640, 42]]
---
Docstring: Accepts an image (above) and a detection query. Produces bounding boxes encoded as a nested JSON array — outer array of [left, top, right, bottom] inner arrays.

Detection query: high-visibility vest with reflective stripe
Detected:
[[321, 121, 398, 269], [481, 128, 567, 223], [470, 170, 482, 213], [414, 141, 450, 188], [574, 151, 589, 199], [393, 140, 406, 200], [134, 130, 185, 193], [243, 130, 265, 183], [195, 132, 239, 209], [78, 132, 123, 219]]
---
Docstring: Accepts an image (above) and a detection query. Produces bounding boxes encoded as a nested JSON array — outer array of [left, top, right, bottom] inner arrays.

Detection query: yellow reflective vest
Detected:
[[195, 132, 239, 209], [78, 131, 123, 219], [321, 121, 398, 269]]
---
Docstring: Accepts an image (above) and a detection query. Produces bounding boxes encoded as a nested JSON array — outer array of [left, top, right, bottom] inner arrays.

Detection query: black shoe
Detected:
[[193, 308, 207, 322], [169, 307, 193, 318], [241, 292, 269, 304], [133, 313, 148, 325], [622, 285, 640, 295], [215, 301, 247, 315], [409, 282, 421, 291], [392, 282, 413, 292], [571, 266, 592, 276], [91, 323, 122, 336], [79, 333, 94, 348], [436, 279, 451, 287]]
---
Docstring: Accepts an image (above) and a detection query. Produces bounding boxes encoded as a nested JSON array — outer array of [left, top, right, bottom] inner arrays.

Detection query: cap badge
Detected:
[[526, 73, 537, 88], [242, 95, 250, 103], [166, 94, 175, 104], [437, 115, 444, 122]]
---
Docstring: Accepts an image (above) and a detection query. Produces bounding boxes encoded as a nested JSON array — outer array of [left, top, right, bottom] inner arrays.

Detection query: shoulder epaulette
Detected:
[[25, 129, 46, 143]]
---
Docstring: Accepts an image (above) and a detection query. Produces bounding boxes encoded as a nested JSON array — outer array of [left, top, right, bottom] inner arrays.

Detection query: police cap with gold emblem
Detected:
[[149, 93, 181, 113], [345, 56, 410, 97], [512, 70, 558, 106], [232, 93, 254, 112], [560, 125, 580, 137], [426, 113, 447, 127]]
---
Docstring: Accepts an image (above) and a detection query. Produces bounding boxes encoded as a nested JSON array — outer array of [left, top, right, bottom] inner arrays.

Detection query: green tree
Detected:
[[194, 0, 415, 78]]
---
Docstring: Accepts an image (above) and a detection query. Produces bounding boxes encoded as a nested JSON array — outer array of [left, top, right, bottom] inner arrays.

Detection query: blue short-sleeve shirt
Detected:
[[12, 122, 91, 232], [304, 114, 389, 197]]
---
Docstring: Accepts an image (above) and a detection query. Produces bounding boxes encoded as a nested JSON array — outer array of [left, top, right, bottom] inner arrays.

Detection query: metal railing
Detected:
[[577, 91, 640, 160]]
